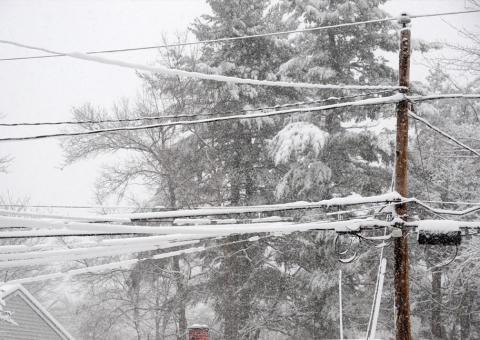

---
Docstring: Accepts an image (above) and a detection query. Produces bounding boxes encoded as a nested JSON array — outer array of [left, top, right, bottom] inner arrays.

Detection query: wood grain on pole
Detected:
[[394, 27, 413, 340]]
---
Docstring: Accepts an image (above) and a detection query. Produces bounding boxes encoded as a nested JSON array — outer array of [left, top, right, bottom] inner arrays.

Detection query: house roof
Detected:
[[0, 283, 75, 340]]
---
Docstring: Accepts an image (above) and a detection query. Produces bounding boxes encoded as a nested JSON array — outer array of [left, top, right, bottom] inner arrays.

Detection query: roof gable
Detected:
[[1, 284, 75, 340]]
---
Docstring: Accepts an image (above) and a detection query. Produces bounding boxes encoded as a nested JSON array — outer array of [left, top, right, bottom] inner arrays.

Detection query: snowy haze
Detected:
[[0, 0, 478, 206]]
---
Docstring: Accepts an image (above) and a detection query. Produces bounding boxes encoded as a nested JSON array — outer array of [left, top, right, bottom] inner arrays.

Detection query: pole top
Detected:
[[397, 12, 411, 27]]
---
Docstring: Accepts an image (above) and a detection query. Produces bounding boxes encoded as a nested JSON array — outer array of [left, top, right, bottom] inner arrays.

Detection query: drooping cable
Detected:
[[0, 39, 403, 91], [412, 118, 432, 199], [0, 90, 395, 127], [408, 109, 480, 157], [408, 93, 480, 102], [0, 94, 405, 143], [4, 234, 268, 284], [1, 9, 479, 62]]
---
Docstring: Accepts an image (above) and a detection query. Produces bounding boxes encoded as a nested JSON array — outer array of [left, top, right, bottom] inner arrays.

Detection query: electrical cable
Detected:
[[0, 90, 395, 127], [1, 9, 479, 62], [0, 93, 405, 143], [408, 93, 480, 102], [0, 39, 403, 91], [420, 200, 480, 206], [412, 118, 432, 199], [4, 234, 270, 284], [408, 109, 480, 157], [1, 91, 477, 128], [423, 244, 459, 269], [0, 204, 164, 210], [412, 199, 480, 217]]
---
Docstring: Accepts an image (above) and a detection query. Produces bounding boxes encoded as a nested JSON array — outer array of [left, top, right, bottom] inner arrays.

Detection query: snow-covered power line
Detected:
[[413, 199, 480, 216], [6, 247, 208, 284], [0, 204, 163, 210], [408, 110, 480, 157], [408, 93, 480, 102], [5, 216, 480, 284], [0, 214, 301, 236], [0, 39, 404, 91], [4, 193, 478, 226], [0, 94, 406, 143], [4, 236, 265, 285], [0, 218, 397, 271], [0, 214, 390, 239], [1, 9, 479, 62], [0, 234, 199, 254], [0, 90, 395, 127], [0, 208, 129, 223], [17, 192, 402, 222], [1, 92, 477, 136], [0, 240, 198, 268], [1, 92, 477, 129], [419, 200, 480, 206]]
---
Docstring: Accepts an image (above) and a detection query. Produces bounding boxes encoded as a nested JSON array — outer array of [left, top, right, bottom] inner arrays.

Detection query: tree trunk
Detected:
[[173, 256, 187, 340], [460, 284, 473, 340], [431, 270, 446, 339], [154, 277, 161, 340], [166, 178, 187, 340], [223, 235, 241, 340], [222, 235, 253, 340]]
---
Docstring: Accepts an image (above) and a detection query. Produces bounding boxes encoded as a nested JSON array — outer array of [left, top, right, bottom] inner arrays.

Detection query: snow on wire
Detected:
[[0, 39, 404, 91], [0, 218, 393, 269], [0, 94, 406, 142], [4, 216, 480, 285], [0, 90, 396, 127], [0, 192, 404, 223], [4, 236, 267, 285]]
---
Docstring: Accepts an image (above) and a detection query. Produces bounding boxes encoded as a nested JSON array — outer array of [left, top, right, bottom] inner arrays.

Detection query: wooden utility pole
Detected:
[[394, 13, 413, 340]]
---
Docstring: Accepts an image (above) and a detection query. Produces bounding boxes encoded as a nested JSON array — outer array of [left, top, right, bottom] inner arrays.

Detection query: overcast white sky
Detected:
[[0, 0, 478, 207]]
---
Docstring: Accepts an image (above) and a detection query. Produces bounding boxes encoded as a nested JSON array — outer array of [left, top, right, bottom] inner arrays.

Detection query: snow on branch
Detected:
[[269, 122, 329, 165]]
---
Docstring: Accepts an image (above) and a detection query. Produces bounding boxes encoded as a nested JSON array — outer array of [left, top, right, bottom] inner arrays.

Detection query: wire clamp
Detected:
[[391, 228, 403, 238]]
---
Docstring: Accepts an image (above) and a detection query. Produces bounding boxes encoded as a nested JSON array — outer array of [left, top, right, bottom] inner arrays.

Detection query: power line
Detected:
[[0, 92, 475, 128], [408, 93, 480, 102], [5, 235, 268, 284], [413, 199, 480, 217], [0, 93, 405, 143], [420, 200, 480, 206], [0, 204, 164, 209], [409, 8, 480, 19], [0, 39, 403, 91], [0, 92, 475, 129], [408, 109, 480, 157], [1, 9, 479, 62], [0, 90, 395, 127], [0, 240, 198, 265], [0, 18, 391, 62], [0, 192, 403, 223]]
